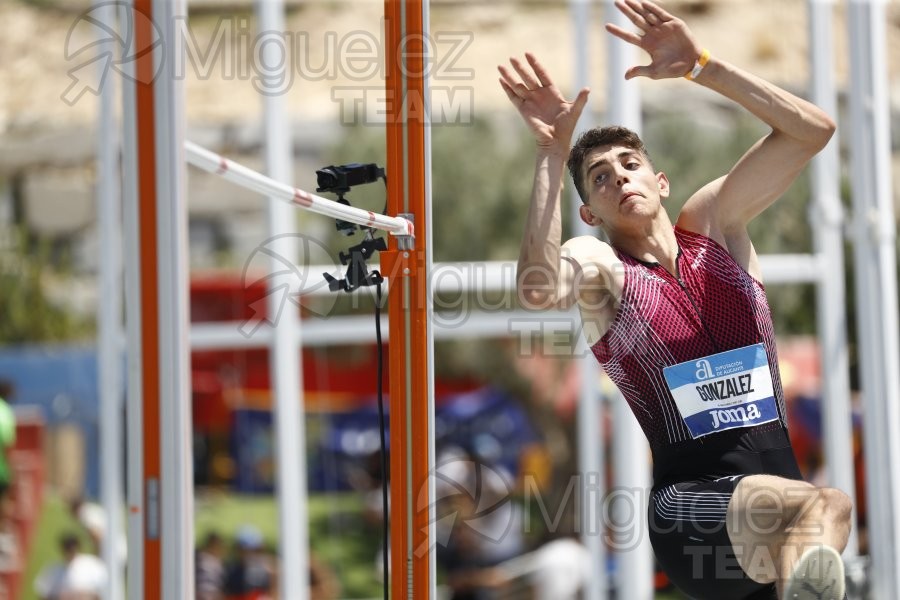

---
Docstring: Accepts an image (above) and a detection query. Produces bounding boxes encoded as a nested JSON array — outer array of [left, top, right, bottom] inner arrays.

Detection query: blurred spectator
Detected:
[[340, 448, 392, 584], [0, 382, 18, 599], [349, 450, 387, 530], [435, 446, 525, 600], [196, 531, 226, 600], [33, 533, 107, 600], [439, 503, 510, 600], [308, 554, 340, 600], [67, 498, 103, 556], [68, 496, 127, 569], [0, 381, 16, 504], [0, 380, 16, 495], [525, 537, 591, 599], [224, 525, 274, 600]]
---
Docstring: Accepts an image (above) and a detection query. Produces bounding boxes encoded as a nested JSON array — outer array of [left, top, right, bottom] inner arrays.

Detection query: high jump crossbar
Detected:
[[184, 141, 415, 239]]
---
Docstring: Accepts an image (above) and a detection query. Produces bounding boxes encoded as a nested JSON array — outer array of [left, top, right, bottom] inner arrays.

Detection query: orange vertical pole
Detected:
[[384, 2, 408, 598], [404, 2, 432, 596], [384, 0, 432, 597], [134, 0, 162, 596]]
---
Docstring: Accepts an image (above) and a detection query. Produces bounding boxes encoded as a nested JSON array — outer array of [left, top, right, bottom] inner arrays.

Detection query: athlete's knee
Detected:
[[793, 487, 852, 535], [818, 487, 852, 524]]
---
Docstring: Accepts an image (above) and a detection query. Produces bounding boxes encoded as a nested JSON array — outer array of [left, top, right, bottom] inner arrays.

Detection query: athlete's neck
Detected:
[[608, 214, 680, 275]]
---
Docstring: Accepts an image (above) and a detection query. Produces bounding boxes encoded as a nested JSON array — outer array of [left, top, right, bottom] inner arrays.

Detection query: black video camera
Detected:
[[316, 163, 385, 196], [315, 163, 386, 236]]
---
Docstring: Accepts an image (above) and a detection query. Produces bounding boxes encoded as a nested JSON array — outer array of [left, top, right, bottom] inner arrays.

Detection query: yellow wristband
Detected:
[[684, 48, 711, 81]]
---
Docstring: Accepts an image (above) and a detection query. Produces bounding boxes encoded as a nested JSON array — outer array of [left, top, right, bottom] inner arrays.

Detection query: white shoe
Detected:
[[782, 546, 845, 600]]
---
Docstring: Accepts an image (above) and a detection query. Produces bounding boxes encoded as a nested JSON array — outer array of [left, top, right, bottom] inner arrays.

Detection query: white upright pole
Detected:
[[604, 2, 653, 599], [255, 3, 308, 599], [120, 2, 144, 596], [806, 0, 858, 558], [95, 1, 125, 598], [570, 1, 607, 598], [154, 0, 194, 596], [846, 0, 900, 597], [421, 1, 438, 597]]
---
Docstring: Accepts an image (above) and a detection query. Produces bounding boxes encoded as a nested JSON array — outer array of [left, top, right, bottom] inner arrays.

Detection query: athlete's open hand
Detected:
[[498, 53, 590, 154], [607, 0, 704, 80]]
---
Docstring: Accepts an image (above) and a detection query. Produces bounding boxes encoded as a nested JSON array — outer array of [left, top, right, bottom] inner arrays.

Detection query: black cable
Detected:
[[375, 281, 389, 600], [374, 178, 388, 599], [381, 175, 388, 218]]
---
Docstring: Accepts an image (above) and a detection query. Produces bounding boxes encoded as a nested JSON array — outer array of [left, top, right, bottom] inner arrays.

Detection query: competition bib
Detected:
[[663, 343, 779, 439]]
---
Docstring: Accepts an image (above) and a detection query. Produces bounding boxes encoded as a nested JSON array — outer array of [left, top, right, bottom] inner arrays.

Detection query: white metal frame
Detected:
[[103, 0, 895, 597], [807, 0, 859, 558], [95, 1, 125, 597], [602, 4, 655, 598], [255, 2, 308, 598], [119, 4, 144, 595], [846, 0, 900, 597], [570, 2, 608, 598]]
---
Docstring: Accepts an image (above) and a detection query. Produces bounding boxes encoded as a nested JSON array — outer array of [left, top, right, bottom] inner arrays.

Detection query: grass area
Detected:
[[194, 490, 384, 598], [656, 588, 691, 599], [23, 491, 691, 599], [22, 494, 92, 600], [24, 490, 384, 599]]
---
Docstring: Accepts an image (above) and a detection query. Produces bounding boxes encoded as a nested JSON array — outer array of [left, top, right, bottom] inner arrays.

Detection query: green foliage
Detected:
[[428, 119, 536, 262], [0, 228, 93, 344], [325, 118, 536, 262], [645, 111, 813, 253]]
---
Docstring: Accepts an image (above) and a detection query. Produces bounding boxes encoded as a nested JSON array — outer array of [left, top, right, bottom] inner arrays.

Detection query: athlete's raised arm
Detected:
[[607, 0, 835, 274], [498, 54, 613, 312]]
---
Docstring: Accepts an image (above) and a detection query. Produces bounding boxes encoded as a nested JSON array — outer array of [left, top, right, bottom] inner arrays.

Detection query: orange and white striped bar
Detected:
[[184, 141, 414, 238]]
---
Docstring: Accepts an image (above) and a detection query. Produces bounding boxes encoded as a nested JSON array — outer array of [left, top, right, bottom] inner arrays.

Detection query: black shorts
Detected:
[[649, 475, 776, 600], [647, 428, 803, 599]]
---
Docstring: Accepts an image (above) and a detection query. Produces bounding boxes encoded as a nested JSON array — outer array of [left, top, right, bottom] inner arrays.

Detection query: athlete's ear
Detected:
[[579, 203, 601, 226], [657, 171, 670, 200]]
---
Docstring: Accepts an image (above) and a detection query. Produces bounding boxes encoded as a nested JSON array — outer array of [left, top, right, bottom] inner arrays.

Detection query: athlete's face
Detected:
[[578, 144, 670, 230]]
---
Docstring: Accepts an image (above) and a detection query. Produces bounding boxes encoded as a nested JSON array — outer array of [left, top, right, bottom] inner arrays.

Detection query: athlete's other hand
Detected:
[[607, 0, 703, 80], [498, 53, 590, 155]]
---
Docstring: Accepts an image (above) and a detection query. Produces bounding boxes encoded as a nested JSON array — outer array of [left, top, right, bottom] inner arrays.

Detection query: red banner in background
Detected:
[[0, 410, 45, 600]]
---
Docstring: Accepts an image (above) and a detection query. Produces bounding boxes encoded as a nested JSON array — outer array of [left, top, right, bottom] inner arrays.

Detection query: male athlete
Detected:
[[498, 1, 852, 598]]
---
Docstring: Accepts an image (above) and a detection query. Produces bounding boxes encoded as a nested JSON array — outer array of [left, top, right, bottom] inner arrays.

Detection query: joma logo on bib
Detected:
[[711, 403, 762, 429]]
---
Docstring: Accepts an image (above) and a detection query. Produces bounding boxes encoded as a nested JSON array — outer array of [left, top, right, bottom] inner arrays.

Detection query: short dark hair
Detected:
[[0, 380, 14, 402], [60, 532, 80, 553], [203, 531, 223, 548], [567, 126, 652, 203]]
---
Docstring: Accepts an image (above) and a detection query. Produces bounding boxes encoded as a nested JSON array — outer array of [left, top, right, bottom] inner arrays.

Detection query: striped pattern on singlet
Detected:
[[591, 226, 788, 450]]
